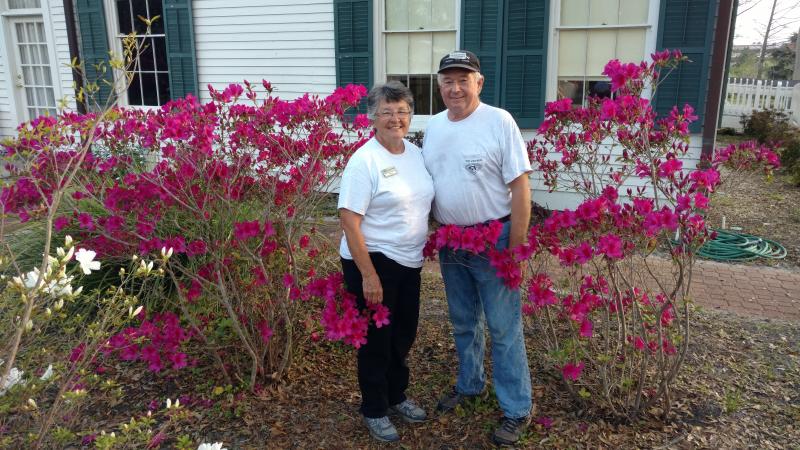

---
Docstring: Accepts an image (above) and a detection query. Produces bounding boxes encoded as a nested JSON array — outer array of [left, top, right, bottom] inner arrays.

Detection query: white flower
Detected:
[[40, 364, 53, 381], [75, 249, 101, 275], [197, 443, 227, 450], [64, 235, 73, 248], [0, 367, 25, 395], [23, 269, 42, 290]]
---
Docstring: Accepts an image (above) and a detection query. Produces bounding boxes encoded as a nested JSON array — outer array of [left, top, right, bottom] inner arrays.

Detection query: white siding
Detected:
[[527, 132, 704, 210], [0, 48, 15, 137], [193, 0, 337, 102], [48, 0, 76, 111]]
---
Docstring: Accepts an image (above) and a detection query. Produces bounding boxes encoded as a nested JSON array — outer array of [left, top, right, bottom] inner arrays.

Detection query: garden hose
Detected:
[[695, 228, 787, 262]]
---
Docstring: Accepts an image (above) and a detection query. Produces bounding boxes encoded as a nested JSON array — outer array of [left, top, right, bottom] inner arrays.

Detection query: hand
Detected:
[[362, 273, 383, 304]]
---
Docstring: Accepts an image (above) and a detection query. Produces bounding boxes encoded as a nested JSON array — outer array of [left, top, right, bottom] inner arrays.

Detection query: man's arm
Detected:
[[508, 173, 531, 249]]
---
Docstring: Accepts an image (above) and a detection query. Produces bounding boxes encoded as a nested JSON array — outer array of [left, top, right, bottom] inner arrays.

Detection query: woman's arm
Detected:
[[340, 208, 383, 304]]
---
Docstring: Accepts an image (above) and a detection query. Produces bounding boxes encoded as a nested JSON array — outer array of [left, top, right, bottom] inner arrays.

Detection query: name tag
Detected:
[[381, 167, 398, 178]]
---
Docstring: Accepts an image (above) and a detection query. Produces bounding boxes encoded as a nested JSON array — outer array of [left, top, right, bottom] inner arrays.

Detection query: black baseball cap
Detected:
[[438, 50, 481, 73]]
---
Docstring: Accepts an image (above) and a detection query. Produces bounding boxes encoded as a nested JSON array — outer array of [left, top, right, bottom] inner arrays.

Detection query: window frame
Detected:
[[545, 0, 661, 105], [373, 0, 462, 131], [103, 0, 169, 109]]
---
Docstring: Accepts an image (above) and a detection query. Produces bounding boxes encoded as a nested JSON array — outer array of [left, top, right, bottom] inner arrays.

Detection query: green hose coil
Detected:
[[696, 228, 787, 261]]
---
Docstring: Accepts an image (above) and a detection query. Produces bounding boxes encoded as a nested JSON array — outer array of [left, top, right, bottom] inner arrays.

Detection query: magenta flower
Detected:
[[561, 361, 584, 381], [233, 220, 260, 240], [371, 304, 391, 328]]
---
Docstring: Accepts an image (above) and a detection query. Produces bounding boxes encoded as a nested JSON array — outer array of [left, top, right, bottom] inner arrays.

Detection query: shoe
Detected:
[[492, 415, 531, 445], [363, 416, 400, 442], [390, 399, 427, 423], [436, 386, 477, 412]]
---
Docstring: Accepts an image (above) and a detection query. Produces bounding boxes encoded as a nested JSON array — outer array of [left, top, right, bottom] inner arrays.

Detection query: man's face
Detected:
[[438, 69, 483, 118]]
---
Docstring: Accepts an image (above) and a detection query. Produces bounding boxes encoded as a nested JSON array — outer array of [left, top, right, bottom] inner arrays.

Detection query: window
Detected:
[[556, 0, 649, 106], [383, 0, 456, 115], [8, 0, 41, 8], [113, 0, 170, 106]]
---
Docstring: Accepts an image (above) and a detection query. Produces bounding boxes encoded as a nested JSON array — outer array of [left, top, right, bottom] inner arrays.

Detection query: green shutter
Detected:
[[500, 0, 549, 128], [75, 0, 112, 109], [334, 0, 372, 113], [653, 0, 718, 133], [164, 0, 198, 99], [461, 0, 503, 106]]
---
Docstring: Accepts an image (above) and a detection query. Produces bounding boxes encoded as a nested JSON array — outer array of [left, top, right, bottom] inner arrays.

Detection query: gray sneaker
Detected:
[[436, 386, 477, 413], [363, 416, 400, 442], [390, 399, 427, 423], [492, 415, 530, 445]]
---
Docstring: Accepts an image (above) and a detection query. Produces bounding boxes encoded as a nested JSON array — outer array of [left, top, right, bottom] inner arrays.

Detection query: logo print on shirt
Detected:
[[464, 157, 483, 175]]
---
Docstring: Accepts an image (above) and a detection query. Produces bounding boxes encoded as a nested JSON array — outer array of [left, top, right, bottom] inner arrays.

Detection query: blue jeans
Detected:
[[439, 222, 532, 419]]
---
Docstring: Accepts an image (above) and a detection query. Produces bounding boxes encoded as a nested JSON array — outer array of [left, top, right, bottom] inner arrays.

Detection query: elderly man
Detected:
[[423, 50, 533, 445]]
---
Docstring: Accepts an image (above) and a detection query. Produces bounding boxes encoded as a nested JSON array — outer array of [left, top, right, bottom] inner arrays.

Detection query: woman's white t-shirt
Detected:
[[338, 137, 434, 268]]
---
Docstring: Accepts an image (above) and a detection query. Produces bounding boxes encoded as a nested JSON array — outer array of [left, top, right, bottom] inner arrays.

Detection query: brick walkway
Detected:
[[423, 258, 800, 322], [687, 259, 800, 321]]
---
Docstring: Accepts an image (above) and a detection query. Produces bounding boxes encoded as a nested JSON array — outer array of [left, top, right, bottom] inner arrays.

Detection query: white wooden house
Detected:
[[0, 0, 734, 209]]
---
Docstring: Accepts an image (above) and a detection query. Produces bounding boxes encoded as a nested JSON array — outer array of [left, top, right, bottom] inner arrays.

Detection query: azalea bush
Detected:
[[2, 79, 380, 390], [425, 51, 779, 419]]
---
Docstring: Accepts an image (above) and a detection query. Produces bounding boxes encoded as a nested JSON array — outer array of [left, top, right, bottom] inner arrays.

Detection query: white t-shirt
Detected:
[[338, 137, 435, 268], [423, 103, 532, 226]]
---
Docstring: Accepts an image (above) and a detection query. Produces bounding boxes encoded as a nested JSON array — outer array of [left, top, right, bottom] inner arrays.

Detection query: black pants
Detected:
[[341, 253, 422, 418]]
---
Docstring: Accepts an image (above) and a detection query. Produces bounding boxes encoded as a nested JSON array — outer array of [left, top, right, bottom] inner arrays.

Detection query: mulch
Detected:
[[45, 271, 800, 449]]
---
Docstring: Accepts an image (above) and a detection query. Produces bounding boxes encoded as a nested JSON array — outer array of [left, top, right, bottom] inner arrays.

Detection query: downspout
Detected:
[[63, 0, 86, 114], [701, 0, 735, 161]]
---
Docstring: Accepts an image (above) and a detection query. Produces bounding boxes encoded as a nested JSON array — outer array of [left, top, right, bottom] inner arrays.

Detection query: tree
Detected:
[[767, 33, 797, 79]]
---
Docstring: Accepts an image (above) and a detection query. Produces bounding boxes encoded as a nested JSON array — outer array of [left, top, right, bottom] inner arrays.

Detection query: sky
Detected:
[[734, 0, 800, 45]]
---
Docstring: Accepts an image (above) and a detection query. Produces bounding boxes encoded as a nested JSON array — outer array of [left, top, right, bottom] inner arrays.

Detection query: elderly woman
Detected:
[[338, 81, 434, 443]]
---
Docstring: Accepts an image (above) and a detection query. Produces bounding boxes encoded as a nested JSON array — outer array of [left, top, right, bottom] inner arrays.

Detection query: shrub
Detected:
[[2, 81, 380, 389], [425, 50, 779, 419], [741, 108, 793, 144]]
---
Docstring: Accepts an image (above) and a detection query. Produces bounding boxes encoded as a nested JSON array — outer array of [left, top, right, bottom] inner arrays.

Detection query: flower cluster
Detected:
[[103, 311, 194, 372]]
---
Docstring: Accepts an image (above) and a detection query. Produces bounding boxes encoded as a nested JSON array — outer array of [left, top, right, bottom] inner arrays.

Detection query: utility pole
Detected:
[[793, 26, 800, 80], [756, 0, 778, 79]]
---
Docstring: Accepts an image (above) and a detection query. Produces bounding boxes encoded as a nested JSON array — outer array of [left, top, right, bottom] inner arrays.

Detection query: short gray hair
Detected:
[[366, 81, 415, 119], [436, 71, 484, 85]]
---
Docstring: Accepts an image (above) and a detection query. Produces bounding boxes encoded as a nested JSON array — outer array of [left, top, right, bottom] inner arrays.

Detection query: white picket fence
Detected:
[[721, 78, 800, 130]]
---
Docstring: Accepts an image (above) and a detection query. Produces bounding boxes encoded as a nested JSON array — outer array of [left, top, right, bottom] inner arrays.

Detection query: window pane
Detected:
[[38, 44, 49, 65], [138, 38, 156, 72], [19, 44, 29, 64], [131, 0, 151, 34], [432, 77, 446, 114], [589, 0, 619, 26], [587, 80, 612, 100], [128, 73, 143, 105], [558, 80, 584, 105], [386, 0, 409, 30], [140, 73, 158, 105], [616, 28, 646, 63], [431, 32, 456, 72], [154, 37, 168, 71], [386, 34, 409, 73], [148, 0, 164, 34], [117, 0, 133, 34], [45, 87, 56, 107], [408, 0, 431, 30], [558, 30, 586, 77], [409, 75, 431, 115], [36, 22, 46, 42], [619, 0, 649, 23], [560, 0, 588, 26], [22, 66, 34, 85], [42, 66, 52, 86], [8, 0, 41, 9], [431, 0, 455, 29], [157, 72, 170, 102], [408, 33, 432, 73], [586, 29, 616, 75]]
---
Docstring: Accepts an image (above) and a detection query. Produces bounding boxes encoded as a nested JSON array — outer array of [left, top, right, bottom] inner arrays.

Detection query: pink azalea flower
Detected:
[[561, 361, 584, 381]]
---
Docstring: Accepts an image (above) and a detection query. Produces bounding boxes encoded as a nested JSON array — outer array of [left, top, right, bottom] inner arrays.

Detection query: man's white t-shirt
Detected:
[[423, 102, 532, 226], [338, 137, 435, 268]]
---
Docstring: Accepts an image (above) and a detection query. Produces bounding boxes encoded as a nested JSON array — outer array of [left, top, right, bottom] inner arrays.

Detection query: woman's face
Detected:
[[373, 99, 412, 142]]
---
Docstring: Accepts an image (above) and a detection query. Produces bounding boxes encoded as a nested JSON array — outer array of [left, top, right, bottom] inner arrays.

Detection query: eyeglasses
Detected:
[[375, 110, 411, 119]]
